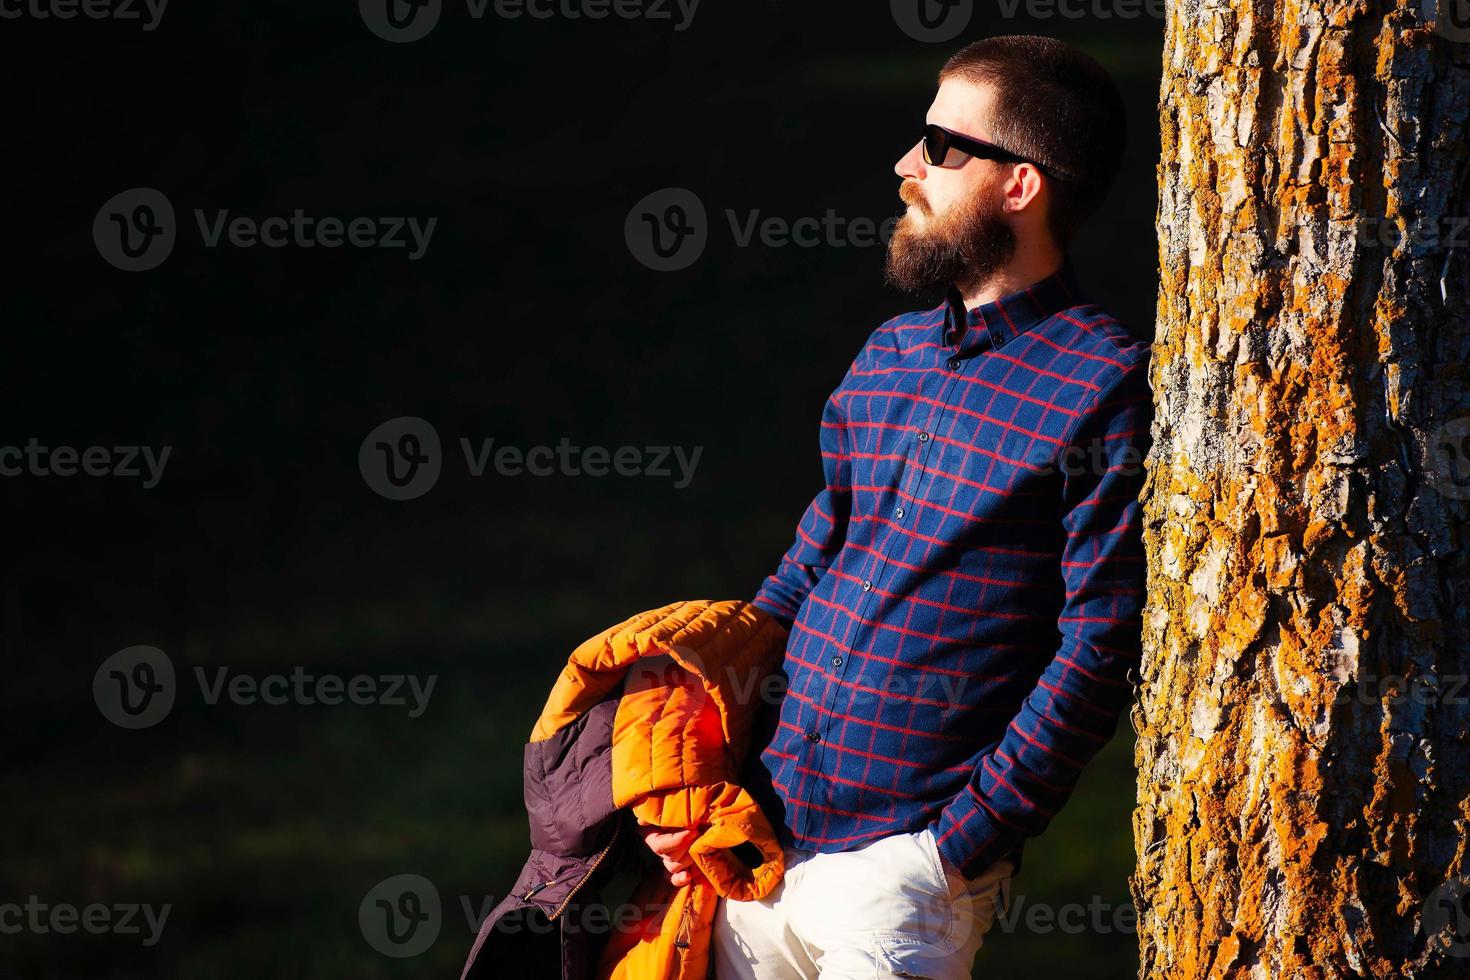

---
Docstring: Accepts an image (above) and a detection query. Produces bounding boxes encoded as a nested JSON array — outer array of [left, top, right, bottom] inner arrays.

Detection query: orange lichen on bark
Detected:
[[1135, 0, 1470, 976]]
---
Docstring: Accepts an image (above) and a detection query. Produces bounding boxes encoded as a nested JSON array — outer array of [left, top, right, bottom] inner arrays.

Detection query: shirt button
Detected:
[[806, 729, 821, 742], [861, 580, 873, 592], [831, 655, 843, 667], [947, 357, 960, 371], [917, 431, 930, 443], [894, 506, 905, 519]]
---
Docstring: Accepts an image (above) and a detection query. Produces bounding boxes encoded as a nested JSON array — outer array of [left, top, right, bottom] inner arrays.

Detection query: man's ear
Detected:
[[1002, 163, 1046, 214]]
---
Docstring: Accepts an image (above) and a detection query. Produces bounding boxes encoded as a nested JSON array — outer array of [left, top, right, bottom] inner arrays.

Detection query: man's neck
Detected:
[[955, 240, 1065, 311]]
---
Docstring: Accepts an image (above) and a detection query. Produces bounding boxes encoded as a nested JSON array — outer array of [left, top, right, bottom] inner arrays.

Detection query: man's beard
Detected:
[[884, 180, 1016, 296]]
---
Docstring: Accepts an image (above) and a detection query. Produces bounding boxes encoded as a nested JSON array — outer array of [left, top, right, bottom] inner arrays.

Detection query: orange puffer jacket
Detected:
[[460, 600, 789, 980]]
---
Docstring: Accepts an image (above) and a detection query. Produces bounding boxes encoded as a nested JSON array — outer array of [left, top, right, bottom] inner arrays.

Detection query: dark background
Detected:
[[4, 2, 1162, 976]]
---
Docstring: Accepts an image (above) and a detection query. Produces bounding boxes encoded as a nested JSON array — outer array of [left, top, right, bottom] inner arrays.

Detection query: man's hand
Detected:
[[637, 821, 700, 887]]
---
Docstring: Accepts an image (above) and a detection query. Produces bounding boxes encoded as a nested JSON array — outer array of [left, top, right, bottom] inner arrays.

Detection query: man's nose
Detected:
[[895, 141, 925, 180]]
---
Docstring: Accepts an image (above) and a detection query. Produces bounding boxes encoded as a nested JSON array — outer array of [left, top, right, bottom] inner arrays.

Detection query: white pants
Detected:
[[712, 827, 1014, 979]]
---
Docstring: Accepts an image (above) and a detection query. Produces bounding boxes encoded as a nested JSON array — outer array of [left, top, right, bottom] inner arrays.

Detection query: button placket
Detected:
[[842, 352, 965, 690], [806, 322, 976, 833], [902, 349, 964, 535], [865, 365, 963, 651]]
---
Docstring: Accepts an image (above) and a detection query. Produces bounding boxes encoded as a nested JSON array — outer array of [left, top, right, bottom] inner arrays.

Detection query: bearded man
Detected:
[[641, 34, 1153, 980]]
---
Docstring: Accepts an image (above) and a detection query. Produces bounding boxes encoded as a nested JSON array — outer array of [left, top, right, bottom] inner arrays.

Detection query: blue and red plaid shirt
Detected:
[[744, 261, 1152, 879]]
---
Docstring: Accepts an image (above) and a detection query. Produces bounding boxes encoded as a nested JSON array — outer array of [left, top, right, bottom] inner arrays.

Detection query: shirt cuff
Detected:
[[930, 788, 1017, 880]]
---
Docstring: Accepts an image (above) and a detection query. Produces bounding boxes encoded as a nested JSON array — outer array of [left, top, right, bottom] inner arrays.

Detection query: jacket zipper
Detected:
[[547, 815, 622, 922], [673, 897, 694, 949], [521, 878, 555, 900]]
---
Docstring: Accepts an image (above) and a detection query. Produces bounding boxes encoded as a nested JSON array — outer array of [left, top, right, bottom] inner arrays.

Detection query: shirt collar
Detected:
[[941, 259, 1084, 354]]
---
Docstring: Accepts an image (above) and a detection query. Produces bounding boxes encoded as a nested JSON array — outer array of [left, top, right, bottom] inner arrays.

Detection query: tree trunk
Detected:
[[1132, 3, 1470, 977]]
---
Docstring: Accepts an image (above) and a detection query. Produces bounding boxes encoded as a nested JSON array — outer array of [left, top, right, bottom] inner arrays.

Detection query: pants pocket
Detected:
[[872, 935, 966, 980], [915, 826, 949, 897], [895, 829, 955, 947]]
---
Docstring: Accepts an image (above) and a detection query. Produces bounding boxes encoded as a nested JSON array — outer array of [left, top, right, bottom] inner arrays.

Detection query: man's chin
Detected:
[[898, 207, 928, 230], [888, 215, 933, 261], [884, 240, 951, 295]]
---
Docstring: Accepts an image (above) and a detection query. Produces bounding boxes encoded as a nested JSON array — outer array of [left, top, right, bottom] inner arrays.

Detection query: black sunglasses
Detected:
[[920, 123, 1068, 181]]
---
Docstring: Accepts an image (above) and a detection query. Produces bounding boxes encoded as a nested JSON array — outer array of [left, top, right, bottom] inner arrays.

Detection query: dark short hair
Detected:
[[940, 35, 1126, 246]]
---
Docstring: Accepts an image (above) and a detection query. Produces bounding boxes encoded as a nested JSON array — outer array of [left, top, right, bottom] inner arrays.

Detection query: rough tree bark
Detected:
[[1131, 1, 1470, 977]]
